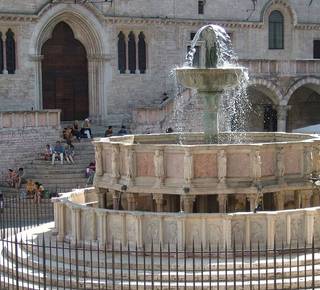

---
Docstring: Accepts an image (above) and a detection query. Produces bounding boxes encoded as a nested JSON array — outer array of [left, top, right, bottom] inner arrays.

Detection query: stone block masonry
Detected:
[[0, 110, 61, 177]]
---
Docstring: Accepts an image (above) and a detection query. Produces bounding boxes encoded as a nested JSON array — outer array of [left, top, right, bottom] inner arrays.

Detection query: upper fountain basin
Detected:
[[176, 67, 245, 92]]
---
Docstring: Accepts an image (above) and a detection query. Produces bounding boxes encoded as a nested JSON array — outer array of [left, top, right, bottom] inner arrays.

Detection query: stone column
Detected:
[[267, 215, 276, 249], [96, 210, 107, 246], [217, 150, 227, 186], [56, 202, 65, 242], [234, 194, 246, 212], [294, 190, 302, 208], [301, 190, 313, 208], [217, 194, 227, 213], [71, 207, 81, 243], [277, 105, 290, 132], [95, 143, 103, 177], [126, 193, 137, 211], [305, 210, 315, 245], [154, 149, 165, 187], [274, 191, 285, 210], [153, 193, 165, 212], [184, 149, 193, 186], [182, 195, 195, 213], [29, 54, 44, 110], [247, 194, 256, 212], [112, 190, 121, 210], [97, 188, 107, 209], [111, 145, 120, 184]]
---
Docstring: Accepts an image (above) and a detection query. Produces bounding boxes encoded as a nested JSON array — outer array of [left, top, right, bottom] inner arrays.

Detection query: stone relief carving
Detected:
[[111, 145, 120, 182], [154, 149, 165, 185], [304, 146, 313, 176], [253, 150, 262, 182], [276, 147, 285, 182], [218, 150, 227, 184], [184, 149, 193, 184]]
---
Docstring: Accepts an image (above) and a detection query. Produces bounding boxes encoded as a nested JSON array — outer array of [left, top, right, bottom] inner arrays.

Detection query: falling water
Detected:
[[176, 24, 251, 144]]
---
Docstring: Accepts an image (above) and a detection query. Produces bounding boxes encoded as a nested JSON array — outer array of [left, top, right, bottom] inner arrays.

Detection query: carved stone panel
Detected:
[[136, 152, 155, 177], [106, 214, 123, 243], [227, 153, 250, 178], [142, 218, 160, 246], [185, 219, 202, 248], [193, 153, 217, 178], [250, 217, 267, 247], [231, 218, 245, 245], [284, 148, 302, 175], [165, 153, 184, 178], [163, 219, 178, 245], [206, 220, 224, 247], [260, 150, 275, 177], [275, 215, 286, 244], [290, 214, 304, 244]]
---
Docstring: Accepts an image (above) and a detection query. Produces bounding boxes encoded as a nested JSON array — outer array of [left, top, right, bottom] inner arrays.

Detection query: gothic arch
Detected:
[[248, 78, 283, 105], [29, 4, 109, 122], [261, 0, 298, 26], [284, 77, 320, 105]]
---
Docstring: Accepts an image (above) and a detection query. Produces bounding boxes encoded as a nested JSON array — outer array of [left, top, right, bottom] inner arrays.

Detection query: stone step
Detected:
[[1, 246, 320, 290]]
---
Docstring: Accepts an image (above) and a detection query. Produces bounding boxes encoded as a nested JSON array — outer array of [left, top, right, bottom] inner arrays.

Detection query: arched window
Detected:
[[269, 10, 284, 49], [0, 32, 3, 74], [138, 32, 146, 74], [118, 32, 126, 74], [6, 29, 16, 74], [128, 32, 136, 74]]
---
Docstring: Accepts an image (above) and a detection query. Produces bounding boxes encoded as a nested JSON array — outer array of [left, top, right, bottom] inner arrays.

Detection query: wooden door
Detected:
[[41, 22, 88, 121]]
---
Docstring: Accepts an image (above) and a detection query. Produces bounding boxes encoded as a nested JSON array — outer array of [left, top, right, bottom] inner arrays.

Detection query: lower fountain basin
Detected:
[[175, 67, 245, 91]]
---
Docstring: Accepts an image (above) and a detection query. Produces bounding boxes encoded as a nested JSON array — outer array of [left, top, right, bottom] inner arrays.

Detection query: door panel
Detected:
[[41, 22, 88, 121]]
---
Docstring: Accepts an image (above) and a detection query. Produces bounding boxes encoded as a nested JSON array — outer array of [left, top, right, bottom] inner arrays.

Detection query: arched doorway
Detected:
[[287, 84, 320, 131], [247, 86, 278, 132], [41, 22, 89, 121]]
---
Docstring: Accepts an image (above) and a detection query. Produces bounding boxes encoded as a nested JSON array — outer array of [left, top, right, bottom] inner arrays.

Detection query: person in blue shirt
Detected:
[[52, 141, 65, 165]]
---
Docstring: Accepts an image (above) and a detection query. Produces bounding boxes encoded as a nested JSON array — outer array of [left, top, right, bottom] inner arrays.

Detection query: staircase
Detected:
[[23, 139, 95, 193], [0, 224, 320, 289]]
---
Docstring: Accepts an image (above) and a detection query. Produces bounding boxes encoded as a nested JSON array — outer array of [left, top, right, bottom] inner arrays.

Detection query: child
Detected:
[[65, 144, 75, 164], [44, 144, 53, 161]]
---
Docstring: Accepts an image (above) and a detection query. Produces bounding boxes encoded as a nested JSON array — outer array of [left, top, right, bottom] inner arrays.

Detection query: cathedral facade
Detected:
[[0, 0, 320, 131]]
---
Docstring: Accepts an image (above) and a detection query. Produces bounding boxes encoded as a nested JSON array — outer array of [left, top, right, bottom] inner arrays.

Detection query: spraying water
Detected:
[[175, 24, 251, 144]]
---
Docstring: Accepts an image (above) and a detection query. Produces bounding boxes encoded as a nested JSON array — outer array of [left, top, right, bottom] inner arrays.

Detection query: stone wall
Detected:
[[54, 188, 319, 251], [0, 1, 319, 127], [0, 110, 61, 177]]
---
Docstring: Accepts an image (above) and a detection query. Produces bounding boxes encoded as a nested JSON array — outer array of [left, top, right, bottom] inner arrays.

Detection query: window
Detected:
[[117, 31, 148, 74], [314, 40, 320, 59], [269, 10, 284, 49], [6, 29, 16, 74], [198, 0, 204, 15], [0, 32, 3, 74], [138, 32, 146, 74], [128, 32, 136, 74], [117, 32, 126, 74]]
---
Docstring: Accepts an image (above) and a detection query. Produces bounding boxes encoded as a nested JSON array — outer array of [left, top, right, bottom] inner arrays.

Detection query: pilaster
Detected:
[[217, 194, 227, 213]]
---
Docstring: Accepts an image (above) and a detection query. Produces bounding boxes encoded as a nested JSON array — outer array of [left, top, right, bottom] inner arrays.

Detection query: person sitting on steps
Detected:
[[65, 143, 75, 164], [80, 118, 92, 139], [52, 141, 65, 165]]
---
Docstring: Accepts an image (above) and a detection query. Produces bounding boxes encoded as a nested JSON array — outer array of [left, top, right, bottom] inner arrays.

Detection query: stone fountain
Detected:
[[53, 25, 320, 251], [176, 24, 245, 143]]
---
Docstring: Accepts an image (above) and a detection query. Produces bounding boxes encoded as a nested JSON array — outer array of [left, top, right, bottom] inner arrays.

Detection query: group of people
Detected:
[[104, 125, 128, 137], [5, 167, 26, 189], [25, 180, 46, 203], [44, 141, 75, 165], [63, 119, 92, 143]]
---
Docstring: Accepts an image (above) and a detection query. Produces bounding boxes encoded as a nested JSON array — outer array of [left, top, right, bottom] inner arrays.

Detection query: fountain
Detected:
[[54, 25, 320, 251], [176, 25, 245, 143]]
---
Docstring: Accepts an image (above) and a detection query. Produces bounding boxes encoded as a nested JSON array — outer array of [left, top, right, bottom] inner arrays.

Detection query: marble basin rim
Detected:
[[175, 67, 245, 92]]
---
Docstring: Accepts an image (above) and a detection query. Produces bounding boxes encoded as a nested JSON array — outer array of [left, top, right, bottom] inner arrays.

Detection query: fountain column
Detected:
[[182, 195, 195, 213], [301, 190, 313, 208], [198, 91, 222, 143], [217, 194, 227, 213], [97, 188, 107, 209], [153, 193, 165, 212], [275, 191, 285, 210], [127, 193, 137, 211], [247, 194, 256, 212], [112, 190, 121, 210]]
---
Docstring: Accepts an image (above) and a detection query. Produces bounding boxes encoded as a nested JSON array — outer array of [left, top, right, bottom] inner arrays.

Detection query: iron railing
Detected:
[[0, 196, 319, 289]]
